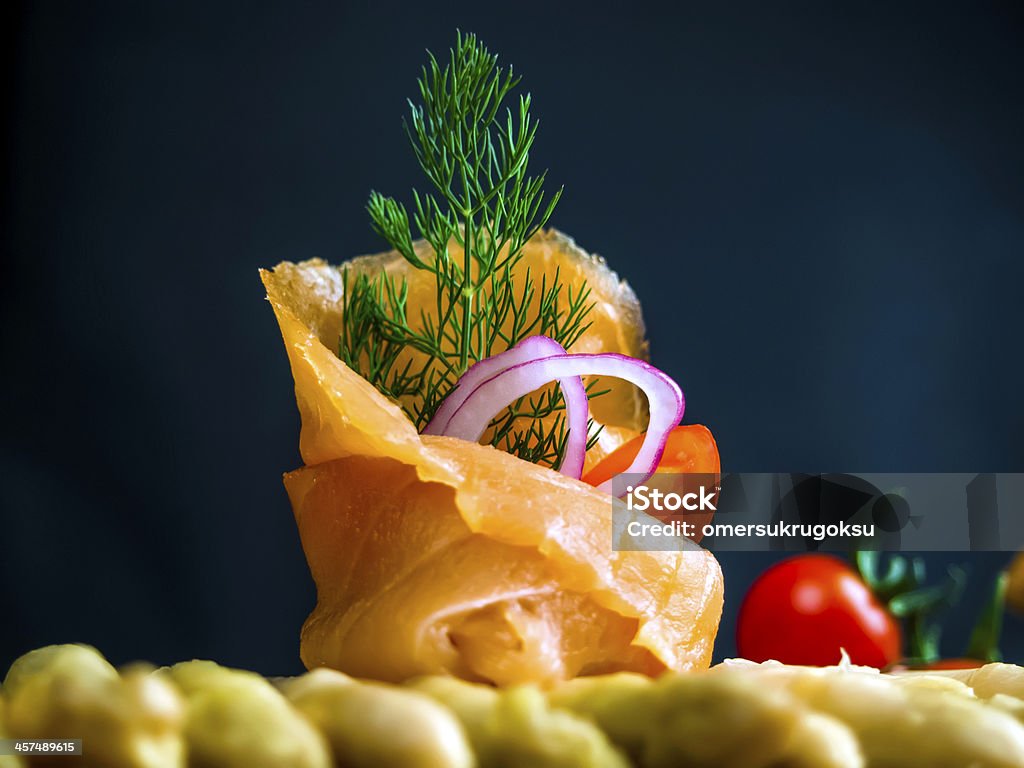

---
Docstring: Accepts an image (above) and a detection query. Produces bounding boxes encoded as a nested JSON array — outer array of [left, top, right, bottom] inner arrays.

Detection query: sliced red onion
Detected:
[[444, 352, 685, 493], [425, 336, 568, 434], [423, 336, 589, 479]]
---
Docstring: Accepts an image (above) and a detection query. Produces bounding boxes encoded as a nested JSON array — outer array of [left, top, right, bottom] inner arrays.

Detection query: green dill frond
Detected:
[[339, 31, 598, 468]]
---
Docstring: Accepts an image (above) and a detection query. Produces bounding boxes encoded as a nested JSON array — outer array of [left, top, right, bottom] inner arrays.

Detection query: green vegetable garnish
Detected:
[[339, 32, 599, 468]]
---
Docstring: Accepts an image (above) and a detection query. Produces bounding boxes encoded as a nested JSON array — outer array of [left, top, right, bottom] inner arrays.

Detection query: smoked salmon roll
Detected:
[[261, 235, 723, 687]]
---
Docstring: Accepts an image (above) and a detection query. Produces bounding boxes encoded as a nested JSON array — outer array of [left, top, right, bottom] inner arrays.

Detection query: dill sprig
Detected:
[[339, 32, 599, 468]]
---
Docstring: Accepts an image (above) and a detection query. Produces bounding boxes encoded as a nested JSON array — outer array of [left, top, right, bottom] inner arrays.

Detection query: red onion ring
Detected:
[[444, 351, 684, 492], [423, 336, 589, 479]]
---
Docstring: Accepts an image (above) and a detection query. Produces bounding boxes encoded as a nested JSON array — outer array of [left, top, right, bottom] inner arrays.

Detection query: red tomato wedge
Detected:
[[917, 658, 986, 670], [583, 425, 720, 542], [582, 424, 721, 486]]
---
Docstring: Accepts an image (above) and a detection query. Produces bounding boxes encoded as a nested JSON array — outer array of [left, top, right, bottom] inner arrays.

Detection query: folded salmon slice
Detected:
[[262, 250, 723, 686]]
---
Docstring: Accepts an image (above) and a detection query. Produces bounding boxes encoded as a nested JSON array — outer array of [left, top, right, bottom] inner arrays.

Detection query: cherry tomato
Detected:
[[737, 554, 902, 668]]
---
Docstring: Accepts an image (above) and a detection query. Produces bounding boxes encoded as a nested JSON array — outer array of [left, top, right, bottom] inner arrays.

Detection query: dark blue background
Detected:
[[2, 1, 1022, 674]]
